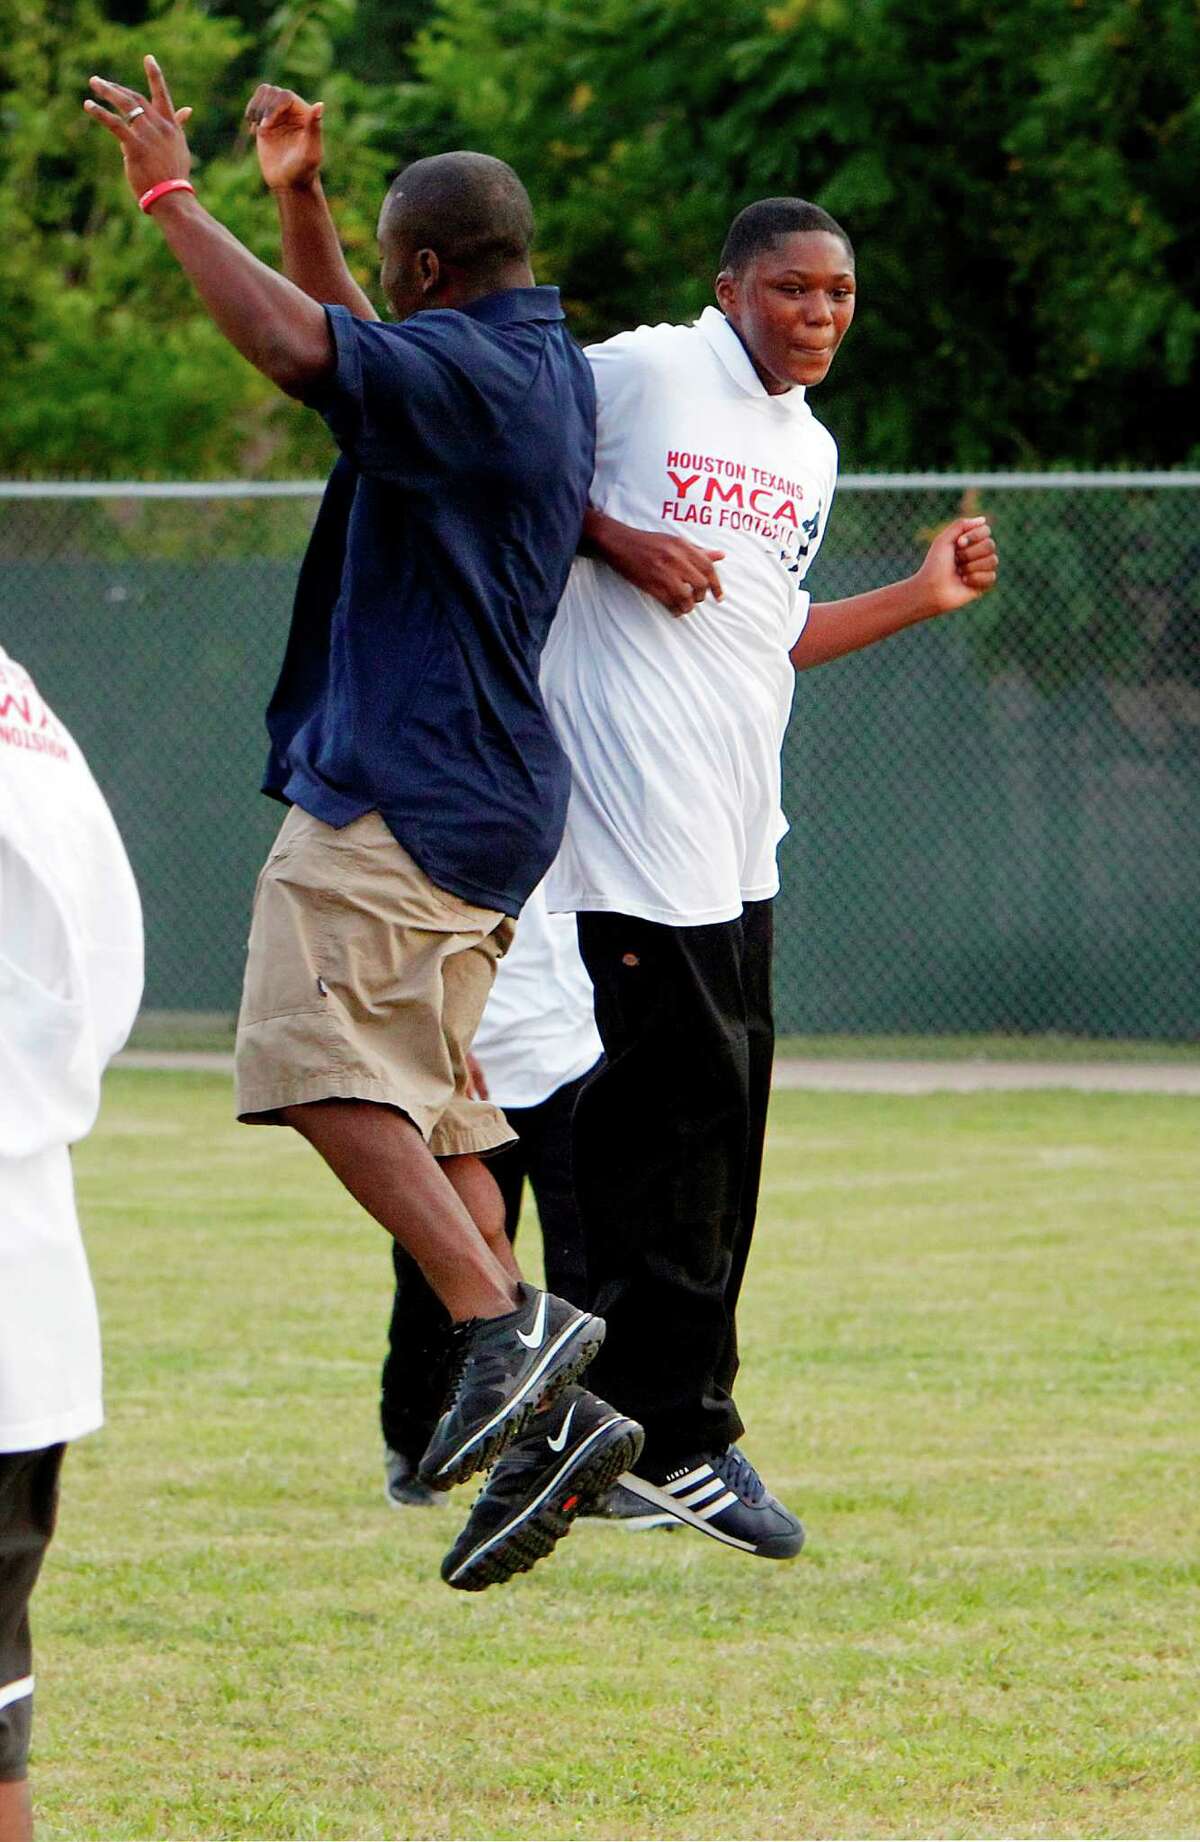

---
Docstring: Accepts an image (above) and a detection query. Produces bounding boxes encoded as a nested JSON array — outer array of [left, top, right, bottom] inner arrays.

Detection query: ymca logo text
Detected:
[[660, 448, 821, 575]]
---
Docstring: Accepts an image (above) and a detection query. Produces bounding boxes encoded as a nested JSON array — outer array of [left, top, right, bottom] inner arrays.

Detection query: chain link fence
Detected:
[[3, 477, 1198, 1041]]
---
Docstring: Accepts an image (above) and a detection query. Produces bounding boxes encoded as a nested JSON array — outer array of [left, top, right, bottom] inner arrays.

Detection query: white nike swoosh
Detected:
[[546, 1401, 577, 1453], [516, 1291, 548, 1350]]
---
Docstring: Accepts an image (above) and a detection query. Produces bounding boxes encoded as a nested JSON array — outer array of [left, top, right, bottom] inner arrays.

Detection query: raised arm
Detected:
[[790, 516, 999, 670], [583, 505, 998, 654], [85, 58, 333, 398], [244, 84, 378, 321]]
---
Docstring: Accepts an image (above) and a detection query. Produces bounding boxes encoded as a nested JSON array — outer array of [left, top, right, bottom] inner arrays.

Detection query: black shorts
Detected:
[[0, 1445, 64, 1782]]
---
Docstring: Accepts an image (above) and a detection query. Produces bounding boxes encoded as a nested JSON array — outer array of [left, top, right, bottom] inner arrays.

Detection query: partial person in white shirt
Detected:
[[0, 649, 143, 1842], [378, 881, 602, 1507], [454, 196, 998, 1579]]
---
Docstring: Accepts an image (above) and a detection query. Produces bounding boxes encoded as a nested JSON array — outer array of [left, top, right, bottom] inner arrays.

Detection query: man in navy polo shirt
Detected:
[[85, 58, 644, 1538]]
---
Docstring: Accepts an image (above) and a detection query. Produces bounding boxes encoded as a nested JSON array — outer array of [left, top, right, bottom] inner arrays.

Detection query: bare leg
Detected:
[[280, 1099, 519, 1322], [440, 1154, 522, 1287], [0, 1780, 32, 1842]]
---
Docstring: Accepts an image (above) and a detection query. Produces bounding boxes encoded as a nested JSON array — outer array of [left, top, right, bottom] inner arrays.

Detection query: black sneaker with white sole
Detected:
[[418, 1283, 605, 1491], [441, 1386, 644, 1591], [383, 1447, 440, 1509], [579, 1480, 682, 1532], [619, 1446, 804, 1558]]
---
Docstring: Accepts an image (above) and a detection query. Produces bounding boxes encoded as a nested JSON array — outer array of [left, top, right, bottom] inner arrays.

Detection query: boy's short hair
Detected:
[[720, 198, 854, 274]]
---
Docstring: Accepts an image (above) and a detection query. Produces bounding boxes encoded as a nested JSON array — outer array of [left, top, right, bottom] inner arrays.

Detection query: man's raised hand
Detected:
[[84, 56, 193, 200], [245, 85, 324, 193]]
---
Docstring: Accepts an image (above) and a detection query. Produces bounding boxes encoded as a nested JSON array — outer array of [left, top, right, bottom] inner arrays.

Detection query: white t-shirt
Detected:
[[541, 307, 838, 925], [0, 648, 143, 1452], [472, 880, 601, 1110]]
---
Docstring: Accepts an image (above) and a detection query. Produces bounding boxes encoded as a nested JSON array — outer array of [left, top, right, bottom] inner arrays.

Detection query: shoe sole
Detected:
[[442, 1415, 645, 1591], [422, 1313, 605, 1491], [616, 1472, 805, 1558]]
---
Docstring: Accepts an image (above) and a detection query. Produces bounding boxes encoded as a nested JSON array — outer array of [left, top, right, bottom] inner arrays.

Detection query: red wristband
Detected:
[[139, 178, 195, 214]]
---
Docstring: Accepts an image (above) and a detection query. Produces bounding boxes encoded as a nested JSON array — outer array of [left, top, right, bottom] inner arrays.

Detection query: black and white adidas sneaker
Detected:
[[619, 1446, 804, 1558], [441, 1386, 644, 1591]]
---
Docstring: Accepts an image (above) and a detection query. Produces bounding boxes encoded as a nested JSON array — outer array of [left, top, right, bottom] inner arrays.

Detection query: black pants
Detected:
[[573, 902, 774, 1473], [379, 1065, 596, 1460], [0, 1444, 63, 1783]]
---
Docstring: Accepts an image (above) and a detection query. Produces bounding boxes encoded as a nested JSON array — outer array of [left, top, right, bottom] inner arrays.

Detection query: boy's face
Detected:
[[715, 230, 856, 395]]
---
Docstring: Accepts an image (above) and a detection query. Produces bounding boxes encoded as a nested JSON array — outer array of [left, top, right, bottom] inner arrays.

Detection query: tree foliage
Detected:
[[406, 0, 1200, 469], [0, 0, 1197, 476], [0, 0, 419, 477]]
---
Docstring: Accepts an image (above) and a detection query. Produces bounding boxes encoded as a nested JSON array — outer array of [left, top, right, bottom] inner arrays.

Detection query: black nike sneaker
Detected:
[[618, 1446, 805, 1558], [418, 1283, 605, 1491], [441, 1386, 644, 1591]]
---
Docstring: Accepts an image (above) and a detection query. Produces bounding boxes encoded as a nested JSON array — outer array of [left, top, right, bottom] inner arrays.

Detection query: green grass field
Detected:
[[33, 1072, 1200, 1840], [127, 1014, 1200, 1062]]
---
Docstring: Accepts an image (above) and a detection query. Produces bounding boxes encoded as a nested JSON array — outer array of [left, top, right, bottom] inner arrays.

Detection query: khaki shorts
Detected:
[[235, 806, 516, 1158]]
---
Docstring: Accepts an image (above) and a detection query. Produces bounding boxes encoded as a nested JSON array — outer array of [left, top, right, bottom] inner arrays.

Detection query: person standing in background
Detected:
[[0, 648, 143, 1842]]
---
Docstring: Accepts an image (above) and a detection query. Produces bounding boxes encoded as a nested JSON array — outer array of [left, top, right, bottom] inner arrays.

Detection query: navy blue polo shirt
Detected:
[[262, 288, 595, 915]]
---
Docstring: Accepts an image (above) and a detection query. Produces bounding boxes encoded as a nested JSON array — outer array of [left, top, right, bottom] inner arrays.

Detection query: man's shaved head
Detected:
[[381, 151, 535, 277]]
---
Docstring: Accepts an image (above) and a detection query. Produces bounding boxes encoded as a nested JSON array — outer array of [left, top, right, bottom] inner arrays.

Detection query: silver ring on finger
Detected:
[[126, 105, 146, 121]]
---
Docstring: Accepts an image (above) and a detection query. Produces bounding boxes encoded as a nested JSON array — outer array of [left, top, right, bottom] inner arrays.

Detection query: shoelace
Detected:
[[441, 1320, 475, 1405], [443, 1301, 540, 1414], [710, 1445, 767, 1506]]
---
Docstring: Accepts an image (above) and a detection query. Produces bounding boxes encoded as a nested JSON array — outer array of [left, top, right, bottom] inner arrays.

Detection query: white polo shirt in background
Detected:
[[542, 306, 838, 926], [471, 879, 601, 1110], [0, 647, 143, 1454]]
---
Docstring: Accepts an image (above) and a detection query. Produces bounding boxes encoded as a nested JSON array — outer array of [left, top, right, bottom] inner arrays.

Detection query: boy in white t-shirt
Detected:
[[449, 198, 998, 1580], [0, 650, 143, 1839]]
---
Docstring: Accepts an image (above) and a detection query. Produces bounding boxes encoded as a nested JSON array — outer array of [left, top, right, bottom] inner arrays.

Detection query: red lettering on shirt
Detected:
[[0, 662, 71, 762]]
